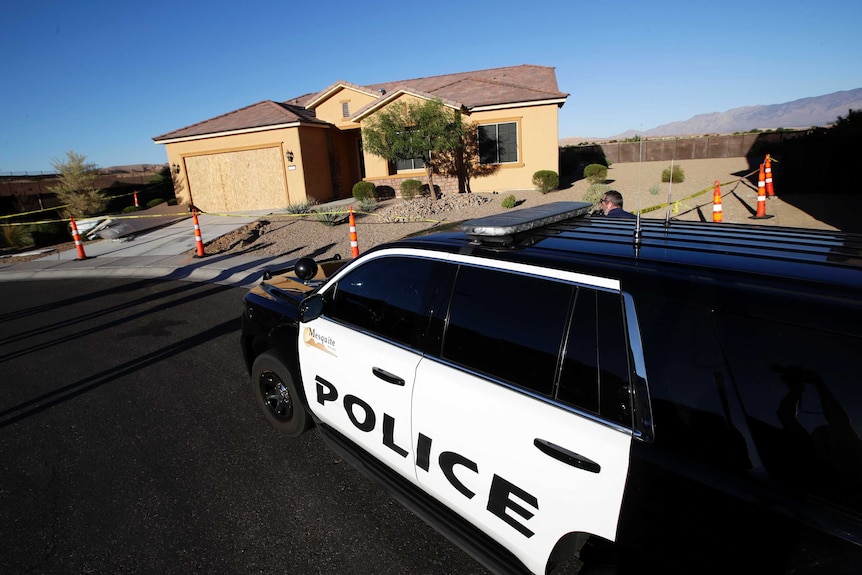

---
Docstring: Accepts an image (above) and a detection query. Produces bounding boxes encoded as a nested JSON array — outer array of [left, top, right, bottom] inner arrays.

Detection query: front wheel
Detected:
[[251, 352, 311, 437]]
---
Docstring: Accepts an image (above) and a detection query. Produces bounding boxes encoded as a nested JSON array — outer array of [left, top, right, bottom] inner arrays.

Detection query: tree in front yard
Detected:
[[50, 150, 107, 217], [435, 121, 501, 193], [362, 98, 465, 199]]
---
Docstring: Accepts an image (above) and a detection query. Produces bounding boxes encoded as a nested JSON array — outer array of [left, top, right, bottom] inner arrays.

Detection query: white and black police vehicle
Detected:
[[241, 202, 862, 574]]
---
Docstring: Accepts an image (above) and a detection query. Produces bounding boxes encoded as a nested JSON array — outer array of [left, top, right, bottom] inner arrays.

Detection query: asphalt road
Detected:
[[0, 279, 486, 574]]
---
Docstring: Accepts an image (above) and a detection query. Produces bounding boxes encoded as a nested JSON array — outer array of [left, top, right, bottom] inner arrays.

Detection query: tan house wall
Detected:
[[295, 126, 337, 204], [464, 103, 560, 193]]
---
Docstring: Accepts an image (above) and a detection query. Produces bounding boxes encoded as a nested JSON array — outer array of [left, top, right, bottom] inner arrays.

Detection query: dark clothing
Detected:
[[606, 207, 636, 219]]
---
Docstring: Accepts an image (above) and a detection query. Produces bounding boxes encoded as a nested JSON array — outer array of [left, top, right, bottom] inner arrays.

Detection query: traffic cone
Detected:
[[750, 165, 773, 219], [764, 154, 775, 197], [69, 215, 88, 260], [192, 209, 206, 257], [712, 180, 723, 223], [133, 190, 140, 207], [348, 206, 359, 258]]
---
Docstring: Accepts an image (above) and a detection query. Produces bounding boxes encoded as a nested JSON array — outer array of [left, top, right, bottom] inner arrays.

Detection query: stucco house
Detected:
[[152, 64, 568, 212]]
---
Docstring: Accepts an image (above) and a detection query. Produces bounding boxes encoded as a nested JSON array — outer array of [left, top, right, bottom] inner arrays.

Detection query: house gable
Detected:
[[304, 83, 379, 128]]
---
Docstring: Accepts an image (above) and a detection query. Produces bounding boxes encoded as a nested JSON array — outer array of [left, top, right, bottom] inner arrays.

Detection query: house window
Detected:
[[341, 101, 350, 118], [396, 157, 425, 171], [478, 122, 518, 165]]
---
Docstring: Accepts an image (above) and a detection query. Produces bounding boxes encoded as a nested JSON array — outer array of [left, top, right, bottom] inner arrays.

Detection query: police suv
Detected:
[[240, 202, 862, 574]]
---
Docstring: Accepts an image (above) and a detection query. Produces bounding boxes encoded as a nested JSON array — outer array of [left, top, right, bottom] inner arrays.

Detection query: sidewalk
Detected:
[[0, 209, 302, 289]]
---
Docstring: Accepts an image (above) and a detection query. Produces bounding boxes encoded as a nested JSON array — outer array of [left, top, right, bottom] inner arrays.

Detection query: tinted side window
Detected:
[[559, 289, 631, 427], [442, 266, 574, 396], [327, 256, 455, 349], [715, 313, 862, 514]]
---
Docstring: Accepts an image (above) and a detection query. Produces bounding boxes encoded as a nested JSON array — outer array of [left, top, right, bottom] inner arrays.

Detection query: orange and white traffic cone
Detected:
[[69, 214, 88, 260], [133, 190, 140, 207], [712, 180, 723, 223], [764, 154, 775, 197], [192, 209, 206, 257], [750, 165, 773, 219], [348, 206, 359, 258]]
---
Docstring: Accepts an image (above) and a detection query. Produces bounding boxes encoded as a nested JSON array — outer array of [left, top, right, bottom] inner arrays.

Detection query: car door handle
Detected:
[[534, 438, 601, 473], [372, 367, 405, 386]]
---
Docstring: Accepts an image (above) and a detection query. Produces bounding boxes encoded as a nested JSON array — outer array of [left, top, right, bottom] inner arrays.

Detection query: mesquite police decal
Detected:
[[303, 327, 337, 356]]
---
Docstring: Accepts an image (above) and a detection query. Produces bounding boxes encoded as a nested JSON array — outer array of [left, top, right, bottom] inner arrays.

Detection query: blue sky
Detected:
[[2, 0, 860, 173]]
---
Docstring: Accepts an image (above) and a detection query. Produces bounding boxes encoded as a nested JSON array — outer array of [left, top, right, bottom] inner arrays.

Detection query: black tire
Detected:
[[251, 352, 311, 437]]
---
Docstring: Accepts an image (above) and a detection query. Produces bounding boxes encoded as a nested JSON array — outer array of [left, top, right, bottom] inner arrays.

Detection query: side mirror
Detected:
[[299, 294, 324, 323]]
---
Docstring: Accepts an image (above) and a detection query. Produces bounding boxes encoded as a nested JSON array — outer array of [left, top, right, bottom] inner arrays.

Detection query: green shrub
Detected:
[[146, 198, 165, 208], [583, 164, 608, 184], [1, 224, 33, 248], [357, 197, 377, 213], [122, 205, 142, 213], [661, 165, 685, 183], [29, 221, 68, 247], [352, 181, 376, 201], [649, 184, 661, 196], [531, 170, 559, 194], [311, 208, 348, 226], [167, 198, 178, 205], [400, 179, 423, 201], [501, 195, 517, 209], [285, 199, 318, 215], [583, 183, 610, 208]]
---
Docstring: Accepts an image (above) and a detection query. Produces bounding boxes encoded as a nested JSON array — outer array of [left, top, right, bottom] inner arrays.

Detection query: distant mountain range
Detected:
[[561, 88, 862, 143]]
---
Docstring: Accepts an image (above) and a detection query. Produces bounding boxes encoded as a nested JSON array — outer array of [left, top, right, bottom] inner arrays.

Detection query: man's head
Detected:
[[601, 190, 624, 215]]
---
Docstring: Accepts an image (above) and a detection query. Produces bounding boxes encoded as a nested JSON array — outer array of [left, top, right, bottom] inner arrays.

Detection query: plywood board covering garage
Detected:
[[186, 147, 286, 212]]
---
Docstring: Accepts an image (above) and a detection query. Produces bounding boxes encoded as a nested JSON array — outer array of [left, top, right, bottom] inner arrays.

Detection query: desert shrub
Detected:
[[661, 165, 685, 183], [357, 197, 377, 213], [167, 198, 178, 205], [583, 164, 608, 184], [122, 205, 142, 213], [311, 208, 348, 226], [285, 199, 318, 215], [49, 150, 107, 217], [584, 183, 610, 208], [532, 170, 559, 194], [501, 195, 517, 209], [352, 181, 376, 201], [148, 166, 172, 185], [1, 224, 33, 248], [649, 184, 661, 196], [146, 198, 165, 208], [400, 179, 423, 201]]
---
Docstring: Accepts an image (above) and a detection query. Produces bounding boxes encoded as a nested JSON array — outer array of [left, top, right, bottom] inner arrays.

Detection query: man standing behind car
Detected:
[[601, 190, 636, 218]]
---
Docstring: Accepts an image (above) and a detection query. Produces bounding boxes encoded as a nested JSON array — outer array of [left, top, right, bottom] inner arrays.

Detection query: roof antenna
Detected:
[[663, 138, 677, 229], [633, 128, 643, 255]]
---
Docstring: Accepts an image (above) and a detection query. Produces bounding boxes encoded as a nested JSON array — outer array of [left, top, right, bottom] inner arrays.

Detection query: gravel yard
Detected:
[[203, 157, 848, 262]]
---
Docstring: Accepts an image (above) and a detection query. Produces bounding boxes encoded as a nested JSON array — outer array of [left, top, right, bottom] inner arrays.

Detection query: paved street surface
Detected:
[[0, 279, 486, 574]]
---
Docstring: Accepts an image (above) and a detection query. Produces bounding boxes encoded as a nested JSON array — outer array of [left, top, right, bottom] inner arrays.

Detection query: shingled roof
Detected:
[[153, 100, 327, 142], [301, 64, 567, 112], [154, 65, 566, 142]]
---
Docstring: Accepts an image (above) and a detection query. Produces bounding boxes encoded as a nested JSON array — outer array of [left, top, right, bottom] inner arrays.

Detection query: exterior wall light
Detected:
[[172, 163, 181, 174], [286, 150, 294, 162]]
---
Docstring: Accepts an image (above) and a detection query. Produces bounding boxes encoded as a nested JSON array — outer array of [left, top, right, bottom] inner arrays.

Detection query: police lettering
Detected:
[[314, 375, 537, 538]]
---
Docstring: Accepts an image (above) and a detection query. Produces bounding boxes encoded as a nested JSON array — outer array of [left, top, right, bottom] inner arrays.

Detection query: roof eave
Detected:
[[351, 89, 463, 122], [154, 121, 318, 144], [305, 83, 377, 110], [468, 97, 568, 112]]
